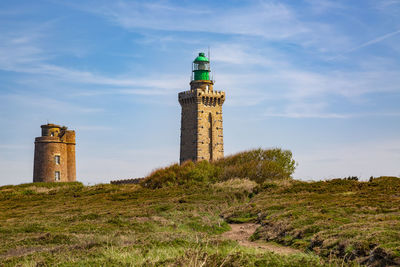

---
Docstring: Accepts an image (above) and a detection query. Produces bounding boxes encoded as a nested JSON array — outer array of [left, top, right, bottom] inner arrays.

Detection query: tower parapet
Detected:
[[179, 53, 226, 163], [33, 123, 76, 182]]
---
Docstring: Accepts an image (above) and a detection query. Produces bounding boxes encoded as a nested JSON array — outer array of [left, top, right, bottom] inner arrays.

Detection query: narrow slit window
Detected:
[[55, 171, 60, 181], [55, 155, 60, 165]]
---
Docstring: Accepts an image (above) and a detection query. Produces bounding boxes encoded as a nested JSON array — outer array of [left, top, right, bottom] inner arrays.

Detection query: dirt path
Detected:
[[222, 223, 300, 255]]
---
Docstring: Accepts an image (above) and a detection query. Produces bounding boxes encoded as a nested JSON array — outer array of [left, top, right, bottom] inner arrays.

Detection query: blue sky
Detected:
[[1, 0, 400, 185]]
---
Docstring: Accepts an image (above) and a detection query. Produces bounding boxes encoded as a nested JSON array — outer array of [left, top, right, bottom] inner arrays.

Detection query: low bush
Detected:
[[141, 148, 296, 189], [215, 148, 296, 183], [141, 160, 221, 189]]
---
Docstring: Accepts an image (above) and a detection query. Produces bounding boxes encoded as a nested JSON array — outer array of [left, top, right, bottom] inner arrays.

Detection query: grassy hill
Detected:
[[223, 177, 400, 266], [0, 181, 323, 266], [0, 150, 399, 266]]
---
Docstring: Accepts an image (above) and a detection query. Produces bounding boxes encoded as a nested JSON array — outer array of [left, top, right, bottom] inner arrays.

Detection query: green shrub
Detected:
[[215, 148, 296, 183], [141, 148, 296, 188], [141, 160, 221, 189]]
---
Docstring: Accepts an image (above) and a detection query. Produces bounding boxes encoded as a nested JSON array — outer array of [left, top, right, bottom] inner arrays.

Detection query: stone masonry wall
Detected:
[[33, 125, 76, 183], [179, 80, 225, 163], [179, 90, 198, 162], [65, 131, 76, 182], [197, 89, 225, 161], [33, 137, 68, 182]]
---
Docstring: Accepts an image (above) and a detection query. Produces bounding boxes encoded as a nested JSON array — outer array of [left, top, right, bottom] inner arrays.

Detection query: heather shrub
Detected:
[[215, 148, 296, 183], [142, 148, 296, 188], [142, 160, 221, 189]]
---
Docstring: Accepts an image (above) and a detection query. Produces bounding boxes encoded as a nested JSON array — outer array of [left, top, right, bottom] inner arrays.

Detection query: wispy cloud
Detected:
[[264, 112, 351, 119], [74, 1, 307, 40], [0, 28, 186, 96], [376, 0, 400, 10], [304, 0, 345, 14], [211, 43, 282, 67], [67, 0, 355, 55], [346, 29, 400, 53], [264, 111, 400, 119], [1, 94, 103, 113], [1, 0, 400, 185], [211, 41, 400, 117]]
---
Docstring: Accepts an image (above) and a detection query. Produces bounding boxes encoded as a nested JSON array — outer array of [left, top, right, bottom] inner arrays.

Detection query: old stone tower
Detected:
[[179, 52, 225, 163], [33, 123, 76, 182]]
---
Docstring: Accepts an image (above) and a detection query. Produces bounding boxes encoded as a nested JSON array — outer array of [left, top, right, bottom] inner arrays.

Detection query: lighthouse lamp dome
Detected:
[[193, 52, 210, 81]]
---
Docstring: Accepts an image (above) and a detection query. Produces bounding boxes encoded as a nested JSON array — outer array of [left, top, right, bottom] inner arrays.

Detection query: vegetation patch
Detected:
[[225, 176, 400, 266], [142, 148, 296, 189], [1, 150, 398, 266]]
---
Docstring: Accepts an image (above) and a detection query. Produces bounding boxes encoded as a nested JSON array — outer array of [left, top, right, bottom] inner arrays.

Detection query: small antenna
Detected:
[[214, 70, 215, 83], [208, 46, 213, 82]]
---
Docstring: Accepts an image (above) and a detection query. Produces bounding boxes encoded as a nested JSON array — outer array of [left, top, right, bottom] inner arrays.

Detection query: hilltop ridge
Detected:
[[0, 149, 399, 266]]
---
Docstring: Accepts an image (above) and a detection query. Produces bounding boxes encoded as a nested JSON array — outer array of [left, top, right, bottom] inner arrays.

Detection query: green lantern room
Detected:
[[192, 52, 210, 81]]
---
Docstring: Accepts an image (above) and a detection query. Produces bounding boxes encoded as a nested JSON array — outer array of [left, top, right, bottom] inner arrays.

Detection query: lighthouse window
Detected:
[[55, 155, 60, 165], [55, 171, 60, 181]]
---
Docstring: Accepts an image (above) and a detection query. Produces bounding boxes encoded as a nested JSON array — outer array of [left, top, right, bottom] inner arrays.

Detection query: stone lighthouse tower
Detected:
[[179, 52, 225, 163], [33, 123, 76, 182]]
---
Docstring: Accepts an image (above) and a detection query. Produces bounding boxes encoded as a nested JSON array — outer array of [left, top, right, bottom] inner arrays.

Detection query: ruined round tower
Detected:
[[33, 123, 76, 182], [178, 52, 225, 163]]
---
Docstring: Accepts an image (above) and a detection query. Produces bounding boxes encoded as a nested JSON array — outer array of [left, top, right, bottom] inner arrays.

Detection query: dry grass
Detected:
[[1, 150, 397, 266], [0, 181, 326, 266], [223, 176, 400, 266], [213, 178, 258, 192]]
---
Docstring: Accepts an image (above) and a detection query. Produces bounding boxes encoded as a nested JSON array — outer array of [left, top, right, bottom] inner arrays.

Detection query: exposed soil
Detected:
[[222, 223, 300, 255]]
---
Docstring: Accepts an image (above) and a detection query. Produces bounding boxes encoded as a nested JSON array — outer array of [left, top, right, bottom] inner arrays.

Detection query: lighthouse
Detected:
[[178, 52, 225, 163]]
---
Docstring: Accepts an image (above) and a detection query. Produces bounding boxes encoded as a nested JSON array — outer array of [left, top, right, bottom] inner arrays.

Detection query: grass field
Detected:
[[0, 150, 399, 266], [1, 181, 327, 266], [223, 177, 400, 266]]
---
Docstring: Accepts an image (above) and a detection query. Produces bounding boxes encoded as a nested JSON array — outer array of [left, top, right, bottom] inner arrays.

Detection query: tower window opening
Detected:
[[51, 132, 54, 137], [55, 171, 60, 181], [55, 155, 60, 165], [193, 62, 210, 71]]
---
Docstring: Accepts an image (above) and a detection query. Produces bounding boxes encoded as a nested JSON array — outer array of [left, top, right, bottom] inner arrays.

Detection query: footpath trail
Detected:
[[222, 223, 301, 255]]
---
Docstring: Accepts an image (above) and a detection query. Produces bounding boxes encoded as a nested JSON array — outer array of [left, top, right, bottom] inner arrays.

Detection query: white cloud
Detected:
[[304, 0, 345, 14], [1, 94, 103, 113], [0, 22, 186, 96], [376, 0, 400, 10], [68, 1, 356, 55], [78, 1, 307, 40], [263, 111, 400, 119], [346, 29, 400, 53], [211, 43, 282, 67]]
